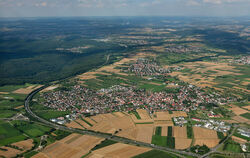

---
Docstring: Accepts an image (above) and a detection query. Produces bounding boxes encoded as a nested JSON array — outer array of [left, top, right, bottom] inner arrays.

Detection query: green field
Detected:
[[80, 117, 93, 127], [217, 131, 225, 139], [35, 110, 70, 120], [12, 121, 52, 138], [92, 139, 117, 151], [155, 126, 162, 136], [233, 132, 250, 141], [133, 150, 179, 158], [131, 111, 141, 119], [166, 136, 175, 149], [240, 113, 250, 119], [187, 125, 193, 139], [151, 135, 167, 147], [168, 126, 173, 137], [223, 143, 242, 153], [0, 84, 31, 92], [0, 120, 27, 146]]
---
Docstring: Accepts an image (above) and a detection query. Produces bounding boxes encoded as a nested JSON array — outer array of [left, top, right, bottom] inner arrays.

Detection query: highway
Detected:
[[24, 85, 229, 158]]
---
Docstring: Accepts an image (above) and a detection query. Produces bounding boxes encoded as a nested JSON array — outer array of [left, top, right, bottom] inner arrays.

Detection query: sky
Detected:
[[0, 0, 250, 17]]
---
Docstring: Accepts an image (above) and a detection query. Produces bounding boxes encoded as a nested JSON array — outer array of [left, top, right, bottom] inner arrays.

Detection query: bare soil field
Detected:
[[87, 143, 151, 158], [34, 134, 104, 158], [175, 138, 192, 149], [12, 139, 34, 151], [232, 136, 247, 144], [65, 121, 85, 130], [13, 85, 43, 94], [193, 127, 219, 148]]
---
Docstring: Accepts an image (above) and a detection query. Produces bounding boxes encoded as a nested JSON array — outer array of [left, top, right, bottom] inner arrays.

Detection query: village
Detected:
[[41, 83, 232, 116]]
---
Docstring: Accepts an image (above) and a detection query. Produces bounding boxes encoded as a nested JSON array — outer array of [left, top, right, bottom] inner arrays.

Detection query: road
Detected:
[[24, 85, 231, 158]]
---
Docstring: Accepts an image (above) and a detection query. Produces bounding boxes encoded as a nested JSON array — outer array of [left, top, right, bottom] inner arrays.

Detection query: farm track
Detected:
[[24, 85, 230, 158]]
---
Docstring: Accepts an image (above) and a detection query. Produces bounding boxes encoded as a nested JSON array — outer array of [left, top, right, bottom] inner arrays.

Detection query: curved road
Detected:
[[25, 85, 219, 158]]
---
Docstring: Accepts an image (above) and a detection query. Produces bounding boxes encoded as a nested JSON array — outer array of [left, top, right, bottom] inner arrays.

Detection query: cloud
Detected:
[[203, 0, 249, 4], [34, 2, 47, 7], [187, 0, 200, 6]]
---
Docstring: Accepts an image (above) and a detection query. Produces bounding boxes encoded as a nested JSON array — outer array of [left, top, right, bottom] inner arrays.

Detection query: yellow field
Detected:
[[13, 85, 43, 94], [175, 138, 192, 149], [194, 139, 220, 148], [33, 134, 104, 158], [0, 139, 34, 158], [243, 105, 250, 110], [172, 126, 192, 149], [75, 119, 90, 128], [40, 85, 59, 92], [87, 143, 151, 158], [65, 121, 85, 130], [135, 124, 154, 143], [193, 127, 219, 148], [12, 139, 33, 151], [173, 126, 187, 138], [136, 109, 151, 120], [232, 115, 250, 124], [230, 105, 248, 115], [0, 147, 21, 158]]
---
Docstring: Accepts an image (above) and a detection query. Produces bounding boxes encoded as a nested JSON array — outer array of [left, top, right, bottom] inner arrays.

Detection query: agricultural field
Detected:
[[168, 58, 250, 99], [0, 139, 35, 158], [193, 127, 220, 148], [133, 150, 180, 158], [223, 139, 242, 153], [33, 134, 104, 158], [87, 143, 151, 158], [11, 121, 52, 138], [0, 120, 27, 146], [0, 84, 32, 119]]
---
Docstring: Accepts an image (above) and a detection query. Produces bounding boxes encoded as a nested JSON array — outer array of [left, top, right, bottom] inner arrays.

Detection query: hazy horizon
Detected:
[[0, 0, 250, 18]]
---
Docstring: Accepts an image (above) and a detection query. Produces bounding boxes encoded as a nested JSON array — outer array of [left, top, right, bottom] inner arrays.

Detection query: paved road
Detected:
[[25, 85, 222, 158]]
